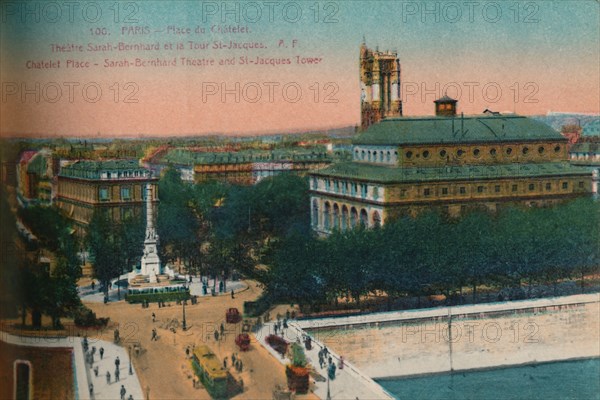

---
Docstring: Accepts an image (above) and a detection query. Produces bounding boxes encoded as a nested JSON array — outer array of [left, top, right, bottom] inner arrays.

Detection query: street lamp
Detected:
[[182, 299, 187, 331], [326, 372, 331, 400], [128, 346, 133, 375]]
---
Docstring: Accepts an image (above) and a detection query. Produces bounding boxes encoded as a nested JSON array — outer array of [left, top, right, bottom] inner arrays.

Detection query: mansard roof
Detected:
[[353, 115, 565, 146], [311, 162, 587, 184], [59, 160, 151, 180]]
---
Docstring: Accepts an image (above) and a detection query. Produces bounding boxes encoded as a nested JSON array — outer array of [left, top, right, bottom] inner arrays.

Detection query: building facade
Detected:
[[310, 97, 593, 234], [155, 148, 334, 185], [56, 160, 158, 235]]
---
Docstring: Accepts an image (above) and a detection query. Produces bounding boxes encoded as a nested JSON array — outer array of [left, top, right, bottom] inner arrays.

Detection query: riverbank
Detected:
[[299, 293, 600, 379]]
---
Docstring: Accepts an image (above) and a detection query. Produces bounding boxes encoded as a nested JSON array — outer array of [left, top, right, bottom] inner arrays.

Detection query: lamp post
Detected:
[[326, 372, 331, 400], [182, 299, 187, 331], [128, 346, 133, 375]]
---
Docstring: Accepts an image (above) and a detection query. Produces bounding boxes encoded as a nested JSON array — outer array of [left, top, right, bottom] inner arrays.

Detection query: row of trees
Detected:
[[0, 186, 84, 328], [264, 198, 600, 309]]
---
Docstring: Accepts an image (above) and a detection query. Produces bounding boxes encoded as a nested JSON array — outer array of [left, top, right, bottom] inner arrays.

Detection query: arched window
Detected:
[[361, 150, 366, 160], [360, 209, 368, 226], [368, 151, 372, 162], [324, 202, 331, 230], [350, 207, 358, 228], [380, 151, 384, 162], [386, 151, 391, 162], [312, 200, 319, 227], [333, 204, 340, 229], [372, 211, 381, 228], [341, 205, 349, 230]]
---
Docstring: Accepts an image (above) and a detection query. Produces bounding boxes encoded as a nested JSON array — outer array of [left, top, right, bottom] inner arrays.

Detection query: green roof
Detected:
[[353, 115, 564, 146], [27, 153, 48, 176], [161, 148, 331, 165], [60, 160, 149, 179], [582, 119, 600, 136], [570, 143, 600, 153], [311, 162, 589, 184]]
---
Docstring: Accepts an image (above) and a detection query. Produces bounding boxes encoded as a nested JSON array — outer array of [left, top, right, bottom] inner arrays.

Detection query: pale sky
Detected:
[[1, 0, 599, 137]]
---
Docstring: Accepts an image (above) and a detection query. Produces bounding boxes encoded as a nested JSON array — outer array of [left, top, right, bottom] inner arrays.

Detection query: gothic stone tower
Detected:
[[360, 42, 402, 130]]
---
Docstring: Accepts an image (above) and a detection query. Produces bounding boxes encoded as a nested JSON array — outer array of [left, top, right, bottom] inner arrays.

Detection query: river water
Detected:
[[377, 358, 600, 400]]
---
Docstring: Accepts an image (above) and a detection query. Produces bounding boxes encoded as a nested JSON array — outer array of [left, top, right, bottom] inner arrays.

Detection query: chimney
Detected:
[[434, 94, 458, 117]]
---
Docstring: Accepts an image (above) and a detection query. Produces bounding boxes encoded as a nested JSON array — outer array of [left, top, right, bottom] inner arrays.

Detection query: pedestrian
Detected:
[[128, 395, 133, 400], [106, 371, 111, 384], [214, 330, 219, 341], [223, 357, 228, 368], [151, 328, 157, 341], [232, 353, 236, 365], [90, 352, 94, 364], [220, 323, 224, 335], [339, 356, 345, 370], [83, 336, 89, 352], [115, 367, 120, 382], [115, 356, 120, 368], [328, 362, 337, 380], [283, 319, 288, 329], [89, 383, 94, 396], [120, 384, 127, 400], [91, 280, 95, 290], [114, 328, 120, 343], [231, 289, 235, 299], [238, 359, 243, 372], [99, 346, 104, 359], [152, 312, 156, 322], [328, 356, 332, 366], [274, 324, 279, 335], [92, 346, 96, 356], [94, 366, 99, 377], [186, 347, 190, 357]]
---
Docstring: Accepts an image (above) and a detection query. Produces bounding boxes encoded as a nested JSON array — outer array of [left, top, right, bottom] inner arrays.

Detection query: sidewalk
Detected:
[[295, 292, 600, 330], [83, 338, 144, 400], [256, 322, 394, 400], [0, 333, 143, 400]]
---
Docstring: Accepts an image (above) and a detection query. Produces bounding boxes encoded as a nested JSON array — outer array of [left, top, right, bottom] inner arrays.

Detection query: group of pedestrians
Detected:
[[224, 353, 244, 372], [83, 337, 134, 399]]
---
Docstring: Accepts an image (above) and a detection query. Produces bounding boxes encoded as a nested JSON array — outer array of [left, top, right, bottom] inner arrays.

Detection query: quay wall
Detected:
[[300, 293, 600, 379]]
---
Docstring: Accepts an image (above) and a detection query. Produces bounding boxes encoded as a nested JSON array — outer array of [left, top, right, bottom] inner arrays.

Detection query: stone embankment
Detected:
[[298, 293, 600, 379]]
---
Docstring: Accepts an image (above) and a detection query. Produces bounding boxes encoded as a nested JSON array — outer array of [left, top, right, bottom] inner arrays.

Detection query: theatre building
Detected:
[[56, 160, 158, 235], [310, 96, 593, 234]]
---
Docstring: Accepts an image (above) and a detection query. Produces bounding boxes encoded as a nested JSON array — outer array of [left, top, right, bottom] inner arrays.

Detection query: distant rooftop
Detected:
[[59, 160, 152, 180], [312, 161, 587, 184], [160, 148, 331, 165], [354, 114, 564, 146]]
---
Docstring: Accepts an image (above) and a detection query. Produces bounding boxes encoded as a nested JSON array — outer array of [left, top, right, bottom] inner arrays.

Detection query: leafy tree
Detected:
[[86, 211, 121, 297]]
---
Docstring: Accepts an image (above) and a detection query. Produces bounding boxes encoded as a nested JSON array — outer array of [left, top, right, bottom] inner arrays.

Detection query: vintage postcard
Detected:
[[1, 1, 599, 399]]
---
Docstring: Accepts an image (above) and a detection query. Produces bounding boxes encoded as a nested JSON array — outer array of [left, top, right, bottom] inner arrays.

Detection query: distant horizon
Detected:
[[2, 110, 598, 140]]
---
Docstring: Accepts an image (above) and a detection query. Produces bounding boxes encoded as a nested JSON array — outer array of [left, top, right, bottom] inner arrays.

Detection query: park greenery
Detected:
[[86, 210, 144, 298]]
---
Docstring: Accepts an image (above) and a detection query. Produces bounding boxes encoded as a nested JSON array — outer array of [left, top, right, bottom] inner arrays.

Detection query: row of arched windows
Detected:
[[312, 200, 381, 231], [354, 148, 398, 164]]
